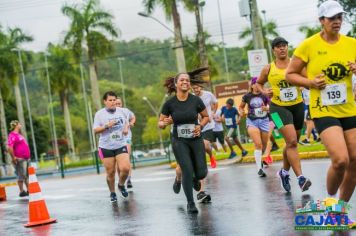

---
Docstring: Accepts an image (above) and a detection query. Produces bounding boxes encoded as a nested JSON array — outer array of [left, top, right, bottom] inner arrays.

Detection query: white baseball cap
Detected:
[[318, 0, 345, 18]]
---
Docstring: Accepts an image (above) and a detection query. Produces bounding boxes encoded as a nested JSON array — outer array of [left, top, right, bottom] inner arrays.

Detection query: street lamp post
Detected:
[[138, 12, 186, 73], [44, 52, 60, 166], [142, 96, 164, 150], [217, 0, 230, 82], [12, 48, 38, 164], [117, 57, 126, 106], [261, 10, 273, 62]]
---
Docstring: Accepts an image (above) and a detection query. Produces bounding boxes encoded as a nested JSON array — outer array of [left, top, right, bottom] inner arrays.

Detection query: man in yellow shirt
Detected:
[[286, 0, 356, 204]]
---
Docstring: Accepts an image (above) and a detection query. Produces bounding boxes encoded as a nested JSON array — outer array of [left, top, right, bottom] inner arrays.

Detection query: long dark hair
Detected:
[[163, 67, 209, 95]]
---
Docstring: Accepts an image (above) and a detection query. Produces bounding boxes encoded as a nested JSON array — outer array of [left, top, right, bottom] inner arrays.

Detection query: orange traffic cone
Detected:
[[24, 167, 56, 227], [0, 184, 6, 201]]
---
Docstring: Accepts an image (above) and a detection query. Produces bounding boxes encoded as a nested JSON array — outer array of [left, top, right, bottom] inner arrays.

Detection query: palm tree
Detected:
[[5, 28, 33, 141], [238, 20, 278, 59], [298, 25, 321, 39], [61, 0, 119, 111], [46, 44, 80, 159], [142, 0, 187, 72]]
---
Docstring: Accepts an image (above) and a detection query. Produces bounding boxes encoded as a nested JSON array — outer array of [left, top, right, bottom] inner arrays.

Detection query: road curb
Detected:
[[170, 151, 329, 168]]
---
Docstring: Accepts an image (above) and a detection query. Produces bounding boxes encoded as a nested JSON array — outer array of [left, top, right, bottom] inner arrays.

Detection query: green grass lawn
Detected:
[[214, 137, 326, 161]]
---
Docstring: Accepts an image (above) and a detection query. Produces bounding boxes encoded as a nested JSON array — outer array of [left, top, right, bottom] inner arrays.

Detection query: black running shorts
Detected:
[[270, 102, 304, 131], [313, 116, 356, 135], [99, 146, 128, 158]]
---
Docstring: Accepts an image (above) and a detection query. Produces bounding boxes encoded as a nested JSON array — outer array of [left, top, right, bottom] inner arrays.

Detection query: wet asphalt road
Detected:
[[1, 159, 356, 236]]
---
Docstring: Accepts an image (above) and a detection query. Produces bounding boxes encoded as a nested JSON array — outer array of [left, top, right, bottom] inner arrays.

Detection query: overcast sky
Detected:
[[0, 0, 351, 52]]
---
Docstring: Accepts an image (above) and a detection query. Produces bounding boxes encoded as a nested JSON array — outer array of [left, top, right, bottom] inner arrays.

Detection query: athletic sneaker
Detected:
[[210, 155, 217, 168], [118, 185, 129, 199], [110, 192, 117, 202], [187, 202, 199, 214], [173, 177, 181, 194], [271, 143, 279, 152], [242, 150, 248, 157], [193, 178, 201, 191], [299, 139, 311, 145], [258, 169, 267, 177], [298, 176, 312, 192], [228, 151, 237, 159], [197, 191, 211, 203], [19, 191, 29, 197], [127, 179, 133, 189], [277, 169, 291, 192]]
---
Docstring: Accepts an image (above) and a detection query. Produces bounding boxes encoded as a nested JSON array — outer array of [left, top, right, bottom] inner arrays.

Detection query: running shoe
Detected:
[[210, 155, 217, 168], [242, 150, 248, 157], [299, 139, 311, 145], [173, 177, 181, 194], [228, 151, 237, 159], [271, 143, 279, 152], [193, 178, 201, 191], [277, 169, 291, 192], [19, 191, 28, 197], [298, 176, 312, 192], [197, 191, 211, 203], [258, 169, 267, 177], [118, 185, 129, 199], [262, 161, 269, 168], [187, 202, 199, 214], [110, 192, 117, 203], [316, 138, 321, 142], [127, 179, 133, 189]]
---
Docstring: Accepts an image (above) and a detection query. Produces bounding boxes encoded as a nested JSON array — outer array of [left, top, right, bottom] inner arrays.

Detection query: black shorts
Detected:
[[313, 116, 356, 135], [202, 129, 215, 142], [213, 131, 225, 145], [270, 102, 304, 131], [98, 146, 128, 158]]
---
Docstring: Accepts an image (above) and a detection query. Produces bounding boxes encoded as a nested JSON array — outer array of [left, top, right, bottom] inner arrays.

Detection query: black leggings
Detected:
[[172, 136, 208, 203]]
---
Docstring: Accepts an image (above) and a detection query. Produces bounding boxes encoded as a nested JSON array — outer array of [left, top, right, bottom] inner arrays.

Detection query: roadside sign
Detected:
[[247, 49, 268, 77]]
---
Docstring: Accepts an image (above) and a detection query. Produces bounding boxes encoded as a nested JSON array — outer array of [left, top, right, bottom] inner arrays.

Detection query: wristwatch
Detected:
[[104, 124, 109, 130]]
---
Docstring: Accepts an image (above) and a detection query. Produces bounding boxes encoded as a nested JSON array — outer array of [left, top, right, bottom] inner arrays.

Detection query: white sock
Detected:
[[254, 150, 262, 171]]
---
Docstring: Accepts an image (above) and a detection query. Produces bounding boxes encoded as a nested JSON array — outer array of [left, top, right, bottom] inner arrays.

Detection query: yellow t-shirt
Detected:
[[268, 61, 303, 106], [294, 33, 356, 118]]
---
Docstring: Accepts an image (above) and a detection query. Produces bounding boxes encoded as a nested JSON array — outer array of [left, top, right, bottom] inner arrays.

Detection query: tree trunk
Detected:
[[0, 89, 8, 165], [193, 1, 212, 90], [62, 91, 76, 160], [14, 82, 28, 141], [171, 0, 186, 73], [87, 49, 101, 112]]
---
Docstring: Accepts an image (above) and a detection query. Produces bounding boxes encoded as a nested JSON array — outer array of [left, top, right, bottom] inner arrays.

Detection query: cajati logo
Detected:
[[294, 198, 355, 231]]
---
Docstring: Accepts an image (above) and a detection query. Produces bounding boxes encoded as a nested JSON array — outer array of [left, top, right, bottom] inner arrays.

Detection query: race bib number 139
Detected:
[[321, 83, 346, 106]]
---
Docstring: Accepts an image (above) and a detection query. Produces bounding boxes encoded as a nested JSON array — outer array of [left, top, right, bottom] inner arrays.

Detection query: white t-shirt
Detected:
[[302, 88, 310, 106], [122, 107, 135, 141], [93, 107, 128, 150], [197, 91, 218, 132], [213, 109, 223, 132]]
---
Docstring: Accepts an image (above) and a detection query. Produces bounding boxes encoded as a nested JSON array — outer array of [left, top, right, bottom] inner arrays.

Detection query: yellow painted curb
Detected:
[[0, 182, 16, 187]]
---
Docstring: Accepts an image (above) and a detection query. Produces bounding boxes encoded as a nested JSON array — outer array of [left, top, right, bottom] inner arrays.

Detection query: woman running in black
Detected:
[[159, 72, 209, 214]]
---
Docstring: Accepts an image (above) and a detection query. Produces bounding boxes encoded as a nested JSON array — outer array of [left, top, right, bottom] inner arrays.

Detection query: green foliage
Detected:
[[142, 116, 170, 143], [298, 25, 322, 38]]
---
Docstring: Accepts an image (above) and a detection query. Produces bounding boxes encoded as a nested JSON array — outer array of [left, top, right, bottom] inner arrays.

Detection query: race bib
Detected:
[[177, 124, 195, 138], [110, 131, 123, 142], [280, 87, 297, 102], [321, 83, 346, 106], [254, 108, 267, 118], [225, 118, 233, 126]]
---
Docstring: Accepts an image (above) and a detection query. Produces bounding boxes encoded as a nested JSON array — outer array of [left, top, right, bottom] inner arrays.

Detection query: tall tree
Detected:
[[238, 19, 278, 59], [61, 0, 119, 111], [5, 28, 33, 141], [298, 25, 322, 38], [46, 44, 80, 159], [142, 0, 187, 72]]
